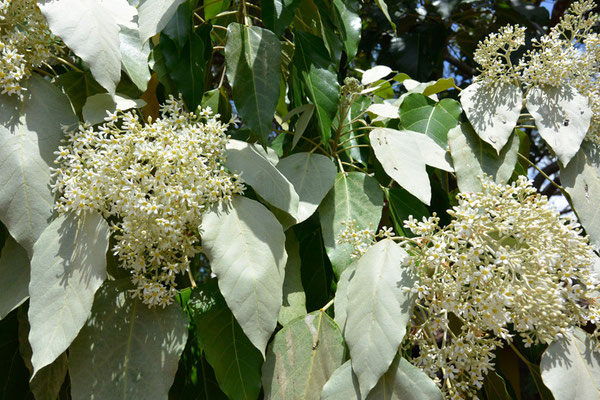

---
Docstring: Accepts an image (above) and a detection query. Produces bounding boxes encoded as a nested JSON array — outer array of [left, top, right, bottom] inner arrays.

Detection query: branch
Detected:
[[443, 49, 476, 78]]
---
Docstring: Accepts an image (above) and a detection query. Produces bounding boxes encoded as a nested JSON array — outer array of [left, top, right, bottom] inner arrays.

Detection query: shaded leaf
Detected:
[[189, 279, 263, 400], [0, 235, 29, 320], [527, 85, 592, 166], [82, 93, 145, 125], [119, 25, 152, 92], [226, 139, 299, 218], [276, 152, 337, 224], [138, 0, 187, 43], [200, 196, 286, 356], [318, 172, 383, 277], [387, 187, 430, 237], [262, 311, 346, 399], [422, 77, 456, 96], [345, 239, 415, 396], [28, 212, 110, 375], [0, 75, 77, 256], [370, 128, 453, 205], [279, 231, 307, 325], [0, 311, 34, 400], [460, 82, 522, 153], [226, 23, 281, 145], [541, 327, 599, 400], [332, 0, 361, 61], [399, 93, 461, 148], [69, 279, 188, 400], [484, 372, 512, 400], [293, 31, 340, 146], [262, 0, 302, 37], [374, 0, 396, 29], [560, 141, 600, 250], [204, 0, 230, 20], [448, 124, 519, 193], [333, 262, 355, 331]]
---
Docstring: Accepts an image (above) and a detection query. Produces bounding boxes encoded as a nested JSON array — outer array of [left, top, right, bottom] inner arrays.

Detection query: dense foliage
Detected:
[[0, 0, 599, 399]]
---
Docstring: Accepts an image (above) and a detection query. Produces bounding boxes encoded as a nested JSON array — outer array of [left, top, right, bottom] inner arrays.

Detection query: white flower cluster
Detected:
[[336, 219, 393, 259], [473, 1, 600, 141], [53, 97, 245, 307], [402, 176, 600, 399], [0, 0, 58, 97]]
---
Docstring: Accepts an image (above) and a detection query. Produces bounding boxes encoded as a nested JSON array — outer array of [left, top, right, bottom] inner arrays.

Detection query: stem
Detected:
[[337, 132, 369, 147], [518, 153, 565, 193], [187, 268, 197, 288], [321, 298, 335, 312], [340, 161, 369, 174], [336, 144, 370, 154], [52, 56, 84, 73], [336, 156, 345, 173]]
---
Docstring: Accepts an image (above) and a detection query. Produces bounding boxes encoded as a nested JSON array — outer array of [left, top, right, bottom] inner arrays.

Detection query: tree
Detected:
[[0, 0, 599, 399]]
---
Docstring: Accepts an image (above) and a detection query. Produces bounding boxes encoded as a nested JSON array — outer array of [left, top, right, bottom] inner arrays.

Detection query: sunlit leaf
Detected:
[[460, 82, 522, 153], [262, 0, 302, 37], [28, 212, 110, 375], [200, 196, 286, 356], [262, 311, 346, 399], [344, 239, 415, 396], [138, 0, 186, 43]]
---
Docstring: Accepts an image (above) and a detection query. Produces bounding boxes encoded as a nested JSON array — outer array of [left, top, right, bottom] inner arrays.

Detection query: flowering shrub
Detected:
[[0, 0, 58, 97], [53, 97, 244, 306]]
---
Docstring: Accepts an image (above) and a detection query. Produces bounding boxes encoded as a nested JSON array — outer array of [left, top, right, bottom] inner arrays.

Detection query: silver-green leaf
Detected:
[[541, 327, 600, 400], [370, 128, 453, 205], [276, 152, 337, 224], [69, 279, 188, 400], [28, 212, 110, 375], [262, 311, 346, 399], [0, 235, 29, 320], [278, 231, 307, 326], [119, 25, 151, 91], [200, 196, 286, 356], [226, 139, 299, 219], [527, 85, 592, 166], [345, 239, 415, 397], [460, 82, 522, 153], [82, 93, 145, 125], [448, 124, 519, 193], [138, 0, 187, 43], [560, 141, 600, 250], [0, 75, 77, 256], [318, 172, 383, 277]]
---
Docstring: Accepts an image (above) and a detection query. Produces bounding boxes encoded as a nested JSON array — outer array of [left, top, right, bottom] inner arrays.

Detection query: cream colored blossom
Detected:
[[53, 96, 245, 307], [400, 175, 599, 399], [0, 0, 59, 97]]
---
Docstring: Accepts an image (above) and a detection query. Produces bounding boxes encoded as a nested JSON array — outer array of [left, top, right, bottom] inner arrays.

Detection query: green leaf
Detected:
[[0, 311, 34, 400], [318, 172, 384, 277], [202, 88, 232, 123], [276, 152, 337, 224], [54, 70, 105, 119], [82, 93, 145, 125], [541, 327, 600, 400], [484, 372, 512, 400], [0, 75, 77, 256], [158, 26, 210, 110], [387, 187, 430, 237], [262, 311, 346, 399], [188, 279, 263, 400], [560, 141, 600, 250], [281, 104, 315, 150], [28, 212, 110, 375], [279, 231, 307, 325], [422, 77, 456, 96], [119, 25, 152, 92], [226, 139, 300, 218], [69, 279, 188, 400], [138, 0, 187, 43], [399, 93, 461, 148], [293, 31, 340, 146], [262, 0, 302, 37], [337, 95, 370, 164], [226, 23, 281, 145], [204, 0, 231, 20], [333, 262, 355, 331], [526, 85, 592, 166], [161, 0, 191, 49], [460, 82, 523, 153], [374, 0, 396, 30], [321, 361, 361, 399], [370, 128, 453, 205], [344, 239, 415, 397], [39, 0, 135, 94], [200, 196, 286, 356], [0, 235, 29, 320], [448, 124, 519, 193], [17, 309, 68, 400], [331, 0, 361, 61]]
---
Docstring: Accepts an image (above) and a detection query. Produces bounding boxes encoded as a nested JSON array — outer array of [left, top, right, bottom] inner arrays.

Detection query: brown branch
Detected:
[[443, 49, 476, 78]]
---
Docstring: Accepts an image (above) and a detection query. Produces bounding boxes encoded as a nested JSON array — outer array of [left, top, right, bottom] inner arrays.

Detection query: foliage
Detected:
[[0, 1, 599, 400]]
